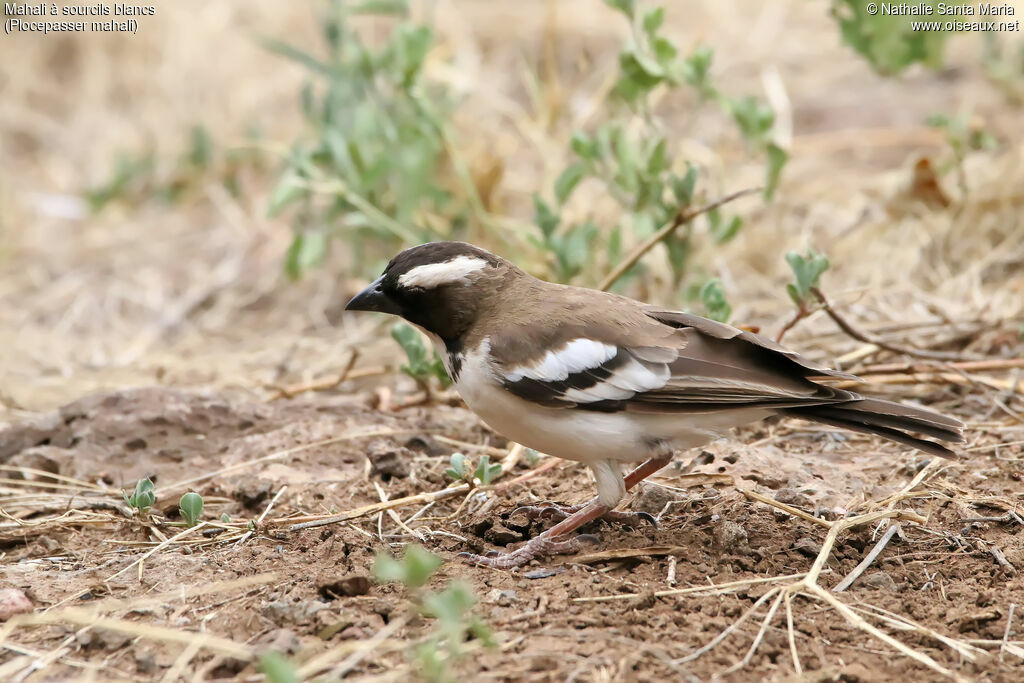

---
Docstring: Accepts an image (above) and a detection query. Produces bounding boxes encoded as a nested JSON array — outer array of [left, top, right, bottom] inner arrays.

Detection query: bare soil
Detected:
[[2, 385, 1022, 681]]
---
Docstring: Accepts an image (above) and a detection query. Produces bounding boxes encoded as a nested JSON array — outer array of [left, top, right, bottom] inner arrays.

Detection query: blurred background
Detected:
[[2, 0, 1022, 412]]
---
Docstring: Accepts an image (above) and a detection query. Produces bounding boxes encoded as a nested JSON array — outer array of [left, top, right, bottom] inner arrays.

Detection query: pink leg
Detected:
[[458, 454, 672, 569]]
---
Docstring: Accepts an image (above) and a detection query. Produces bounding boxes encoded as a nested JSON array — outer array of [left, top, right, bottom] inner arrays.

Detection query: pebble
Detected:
[[860, 572, 899, 592], [631, 482, 686, 515], [792, 537, 822, 558], [366, 440, 412, 479], [714, 521, 749, 553], [0, 588, 32, 621]]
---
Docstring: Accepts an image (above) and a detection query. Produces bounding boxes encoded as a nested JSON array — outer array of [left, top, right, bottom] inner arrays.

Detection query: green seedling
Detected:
[[372, 546, 495, 682], [178, 492, 204, 527], [220, 513, 232, 523], [699, 278, 731, 323], [444, 453, 501, 487], [373, 544, 444, 589], [786, 249, 830, 311], [124, 478, 156, 515], [259, 652, 300, 683], [392, 323, 452, 388]]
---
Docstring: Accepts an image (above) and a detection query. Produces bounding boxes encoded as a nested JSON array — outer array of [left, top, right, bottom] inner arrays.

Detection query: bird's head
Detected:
[[345, 241, 515, 343]]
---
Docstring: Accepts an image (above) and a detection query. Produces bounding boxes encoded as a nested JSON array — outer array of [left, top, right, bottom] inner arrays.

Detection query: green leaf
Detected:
[[187, 125, 213, 169], [786, 283, 802, 307], [267, 170, 307, 217], [618, 50, 665, 89], [372, 545, 443, 588], [642, 7, 664, 35], [730, 96, 775, 143], [221, 513, 231, 523], [125, 478, 156, 513], [570, 131, 600, 161], [711, 214, 743, 244], [284, 232, 327, 280], [422, 581, 476, 623], [259, 652, 300, 683], [554, 162, 587, 205], [396, 25, 433, 86], [700, 278, 731, 323], [785, 249, 830, 302], [259, 37, 335, 77], [652, 37, 678, 65], [831, 0, 951, 76], [445, 453, 470, 482], [681, 46, 714, 92], [178, 492, 204, 527], [645, 137, 668, 177], [533, 194, 560, 239], [349, 0, 409, 15], [763, 143, 788, 200], [603, 0, 635, 19], [392, 323, 434, 381], [671, 164, 698, 205], [474, 455, 502, 486]]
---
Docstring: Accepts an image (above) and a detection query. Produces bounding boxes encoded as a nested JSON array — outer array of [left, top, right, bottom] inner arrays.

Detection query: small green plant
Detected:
[[391, 323, 452, 389], [775, 249, 830, 342], [178, 492, 204, 527], [830, 0, 951, 76], [785, 249, 830, 312], [258, 652, 300, 683], [265, 0, 469, 281], [373, 546, 494, 682], [220, 513, 232, 523], [925, 110, 998, 193], [444, 453, 501, 487], [85, 125, 251, 212], [699, 278, 731, 323], [537, 0, 787, 305], [124, 478, 156, 515]]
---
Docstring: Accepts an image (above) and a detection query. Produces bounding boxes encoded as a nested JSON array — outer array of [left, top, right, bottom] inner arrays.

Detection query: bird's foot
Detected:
[[457, 533, 600, 569], [511, 502, 657, 528]]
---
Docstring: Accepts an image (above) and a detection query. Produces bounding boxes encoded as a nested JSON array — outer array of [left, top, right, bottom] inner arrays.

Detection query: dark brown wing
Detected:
[[490, 307, 964, 457]]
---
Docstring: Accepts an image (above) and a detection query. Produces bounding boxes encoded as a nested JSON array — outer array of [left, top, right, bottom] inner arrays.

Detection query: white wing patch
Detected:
[[398, 255, 488, 289], [505, 339, 617, 382], [563, 354, 669, 402]]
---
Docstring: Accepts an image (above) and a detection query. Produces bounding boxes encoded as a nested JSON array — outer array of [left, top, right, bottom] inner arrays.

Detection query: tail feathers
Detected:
[[784, 397, 965, 460]]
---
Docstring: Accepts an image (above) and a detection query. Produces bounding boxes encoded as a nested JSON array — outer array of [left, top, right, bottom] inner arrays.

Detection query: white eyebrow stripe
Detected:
[[504, 339, 618, 383], [398, 256, 488, 289]]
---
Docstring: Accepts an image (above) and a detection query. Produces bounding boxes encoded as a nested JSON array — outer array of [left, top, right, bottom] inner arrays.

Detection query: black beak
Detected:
[[345, 275, 400, 315]]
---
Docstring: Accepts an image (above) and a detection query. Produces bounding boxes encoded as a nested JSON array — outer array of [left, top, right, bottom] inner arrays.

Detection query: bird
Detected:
[[345, 241, 965, 569]]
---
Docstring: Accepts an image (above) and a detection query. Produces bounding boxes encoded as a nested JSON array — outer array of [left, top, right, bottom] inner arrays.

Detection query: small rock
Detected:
[[134, 649, 157, 674], [714, 521, 749, 553], [792, 537, 822, 558], [262, 600, 317, 625], [256, 628, 301, 655], [774, 488, 812, 508], [497, 590, 517, 606], [233, 476, 274, 509], [0, 588, 32, 621], [523, 568, 565, 579], [484, 522, 523, 546], [859, 572, 898, 592], [631, 482, 686, 515], [319, 576, 372, 599], [338, 625, 367, 640], [366, 440, 412, 479]]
